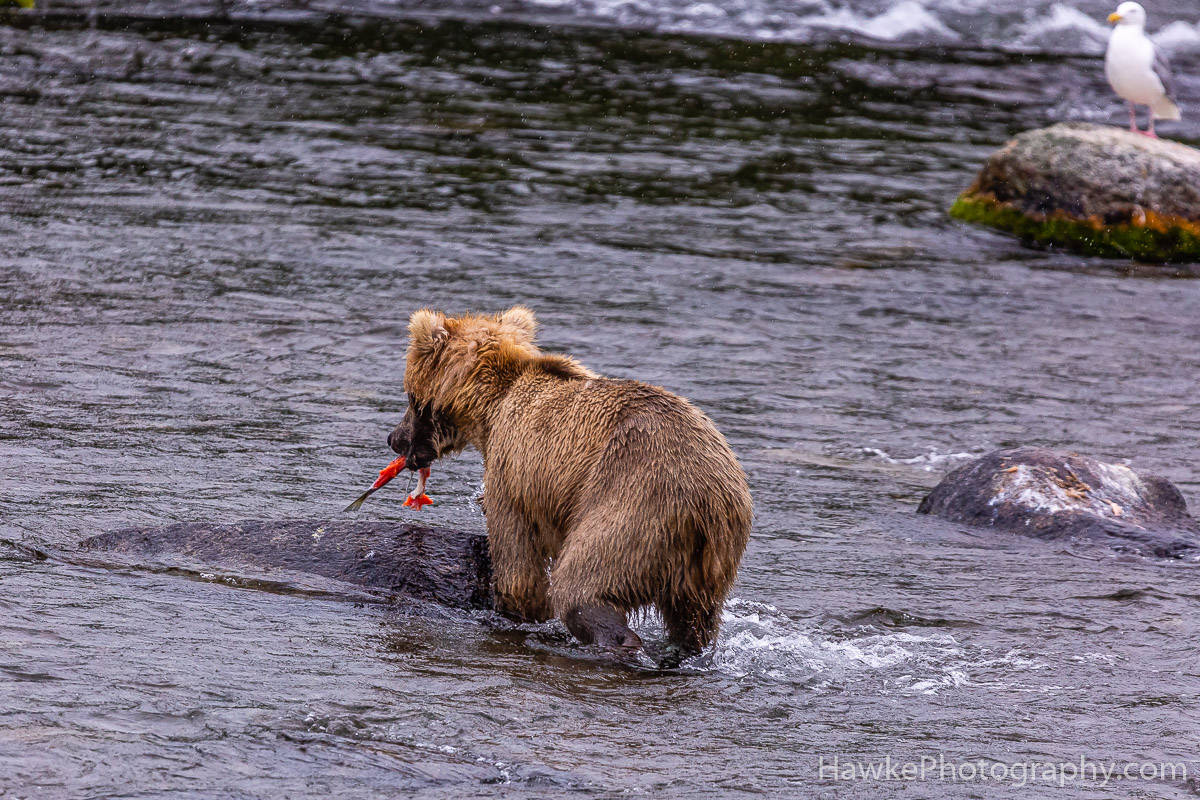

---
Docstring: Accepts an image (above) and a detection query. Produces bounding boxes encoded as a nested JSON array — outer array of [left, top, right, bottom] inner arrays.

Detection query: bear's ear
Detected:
[[499, 305, 537, 341], [409, 308, 449, 353]]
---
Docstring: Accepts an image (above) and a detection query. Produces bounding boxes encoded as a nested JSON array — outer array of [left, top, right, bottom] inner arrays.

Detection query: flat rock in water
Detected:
[[951, 122, 1200, 265], [918, 447, 1200, 558], [79, 520, 493, 609]]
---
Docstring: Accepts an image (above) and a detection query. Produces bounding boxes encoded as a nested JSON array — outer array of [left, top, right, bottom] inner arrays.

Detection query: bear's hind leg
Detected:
[[658, 596, 722, 668], [549, 533, 644, 655]]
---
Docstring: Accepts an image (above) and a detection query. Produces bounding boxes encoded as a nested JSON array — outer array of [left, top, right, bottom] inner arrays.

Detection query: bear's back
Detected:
[[488, 372, 748, 525]]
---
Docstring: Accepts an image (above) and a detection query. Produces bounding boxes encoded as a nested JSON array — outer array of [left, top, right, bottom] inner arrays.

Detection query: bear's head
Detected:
[[387, 306, 549, 468], [386, 393, 460, 471]]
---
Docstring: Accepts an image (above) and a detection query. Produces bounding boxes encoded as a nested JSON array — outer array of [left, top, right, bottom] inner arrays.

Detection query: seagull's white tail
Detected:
[[1153, 97, 1181, 121]]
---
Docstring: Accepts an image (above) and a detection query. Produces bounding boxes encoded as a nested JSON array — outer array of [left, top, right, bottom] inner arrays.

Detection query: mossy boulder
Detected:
[[952, 122, 1200, 264]]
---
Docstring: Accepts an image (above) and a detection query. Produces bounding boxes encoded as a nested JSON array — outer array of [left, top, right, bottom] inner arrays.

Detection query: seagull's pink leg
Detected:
[[1144, 114, 1158, 138], [1128, 102, 1139, 133]]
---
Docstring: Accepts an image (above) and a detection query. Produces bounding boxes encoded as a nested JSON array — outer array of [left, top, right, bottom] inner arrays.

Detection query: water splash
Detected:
[[707, 599, 971, 692]]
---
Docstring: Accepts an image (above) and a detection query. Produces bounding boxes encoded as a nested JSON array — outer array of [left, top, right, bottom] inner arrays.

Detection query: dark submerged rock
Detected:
[[951, 122, 1200, 265], [918, 448, 1200, 558], [79, 520, 493, 609]]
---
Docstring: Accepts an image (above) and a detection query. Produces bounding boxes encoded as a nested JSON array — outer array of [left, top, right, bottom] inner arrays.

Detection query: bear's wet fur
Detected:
[[389, 307, 753, 664]]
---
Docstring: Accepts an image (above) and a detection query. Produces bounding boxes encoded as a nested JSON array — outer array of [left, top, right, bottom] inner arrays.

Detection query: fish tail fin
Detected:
[[343, 488, 375, 512]]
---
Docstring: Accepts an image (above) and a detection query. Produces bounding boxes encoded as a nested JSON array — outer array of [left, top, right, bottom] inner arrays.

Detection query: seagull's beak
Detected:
[[1107, 11, 1122, 23]]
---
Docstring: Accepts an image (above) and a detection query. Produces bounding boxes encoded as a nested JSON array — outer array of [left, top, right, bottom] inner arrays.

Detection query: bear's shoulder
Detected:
[[526, 353, 598, 382]]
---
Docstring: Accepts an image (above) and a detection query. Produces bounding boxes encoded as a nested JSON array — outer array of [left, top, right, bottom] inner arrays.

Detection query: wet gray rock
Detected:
[[918, 447, 1200, 558], [951, 122, 1200, 264], [79, 520, 493, 609]]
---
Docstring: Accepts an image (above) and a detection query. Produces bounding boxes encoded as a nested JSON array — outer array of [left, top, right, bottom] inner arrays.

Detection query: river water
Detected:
[[2, 1, 1200, 797]]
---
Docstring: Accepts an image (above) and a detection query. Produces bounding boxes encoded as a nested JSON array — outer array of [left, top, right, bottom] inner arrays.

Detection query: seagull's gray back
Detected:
[[1153, 46, 1177, 101]]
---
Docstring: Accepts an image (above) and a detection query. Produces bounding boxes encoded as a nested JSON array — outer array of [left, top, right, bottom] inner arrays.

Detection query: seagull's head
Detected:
[[1108, 2, 1147, 27]]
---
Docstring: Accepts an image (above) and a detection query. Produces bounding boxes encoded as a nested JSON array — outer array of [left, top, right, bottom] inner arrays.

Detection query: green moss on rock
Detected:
[[951, 193, 1200, 263]]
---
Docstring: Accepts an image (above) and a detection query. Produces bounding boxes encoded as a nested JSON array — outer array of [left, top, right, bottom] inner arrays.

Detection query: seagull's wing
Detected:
[[1152, 45, 1177, 102]]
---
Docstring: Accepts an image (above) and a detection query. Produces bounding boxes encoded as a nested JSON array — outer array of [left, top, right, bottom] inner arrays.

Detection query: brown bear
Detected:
[[387, 306, 752, 663]]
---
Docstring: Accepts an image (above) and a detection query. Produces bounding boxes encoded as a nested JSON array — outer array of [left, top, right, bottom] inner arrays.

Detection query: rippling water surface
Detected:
[[3, 1, 1200, 797]]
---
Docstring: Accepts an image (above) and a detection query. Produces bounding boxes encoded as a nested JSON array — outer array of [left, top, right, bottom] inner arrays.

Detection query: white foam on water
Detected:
[[1153, 20, 1200, 54], [859, 446, 978, 472], [494, 0, 1200, 54], [1011, 3, 1109, 52], [709, 599, 971, 693], [501, 0, 1198, 52], [803, 0, 960, 41]]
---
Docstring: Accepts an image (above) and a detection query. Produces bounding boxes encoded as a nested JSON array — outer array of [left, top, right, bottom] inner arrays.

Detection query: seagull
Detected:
[[1105, 2, 1181, 138]]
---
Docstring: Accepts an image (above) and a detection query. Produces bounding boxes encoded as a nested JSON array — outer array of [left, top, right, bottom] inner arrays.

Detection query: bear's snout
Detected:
[[387, 401, 441, 470], [387, 424, 409, 456]]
